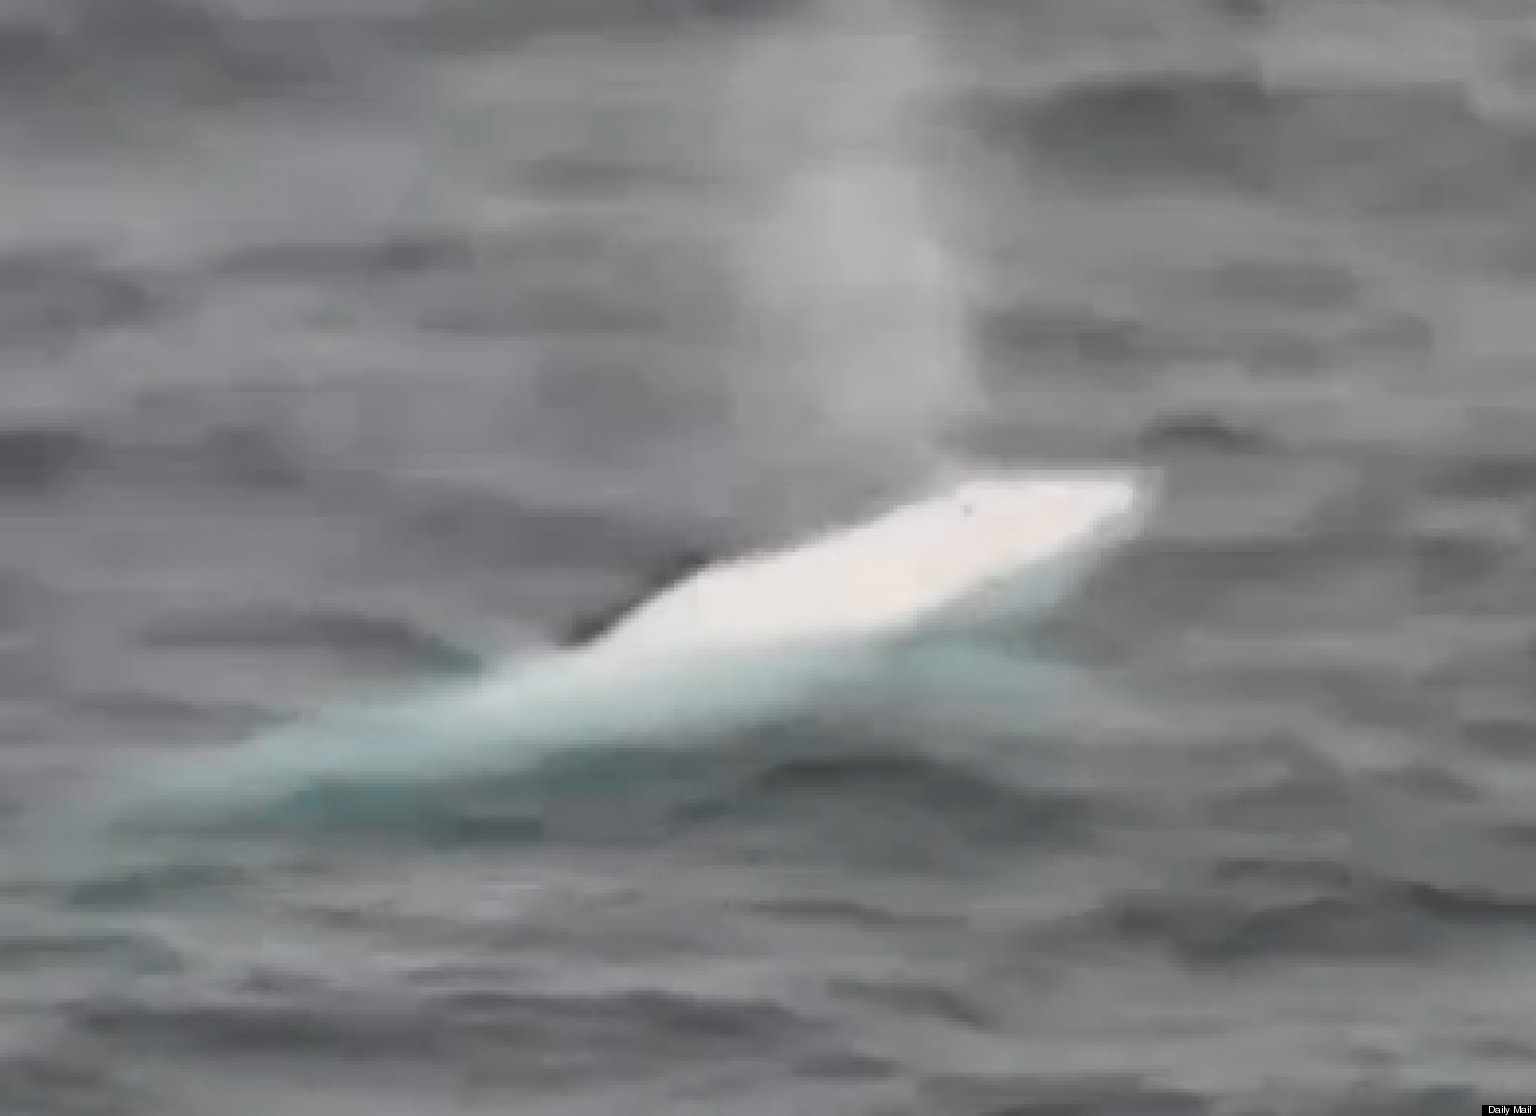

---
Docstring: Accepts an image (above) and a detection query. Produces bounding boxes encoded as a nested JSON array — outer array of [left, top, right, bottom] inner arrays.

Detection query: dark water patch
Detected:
[[65, 689, 273, 748], [233, 214, 731, 339], [1083, 884, 1434, 965], [1427, 450, 1536, 500], [428, 987, 807, 1055], [412, 267, 682, 337], [1208, 853, 1363, 893], [209, 232, 479, 283], [981, 300, 1199, 376], [103, 385, 342, 493], [378, 485, 711, 574], [729, 750, 1102, 853], [1082, 826, 1536, 963], [1185, 257, 1366, 314], [919, 1072, 1213, 1116], [403, 221, 730, 340], [137, 604, 481, 676], [983, 297, 1400, 391], [69, 982, 811, 1080], [0, 0, 801, 113], [742, 894, 964, 933], [69, 991, 443, 1060], [1461, 1031, 1536, 1063], [1127, 533, 1396, 611], [1344, 307, 1438, 354], [384, 495, 631, 567], [975, 68, 1278, 192], [0, 397, 354, 506], [0, 928, 178, 971], [1403, 512, 1527, 598], [1237, 1085, 1481, 1116], [1140, 411, 1279, 458], [0, 2, 358, 124], [946, 0, 1248, 54], [1394, 879, 1536, 926], [1458, 712, 1536, 763], [1066, 823, 1462, 965], [1155, 257, 1409, 369], [182, 419, 317, 490], [518, 150, 730, 200], [204, 211, 726, 341], [0, 1045, 151, 1116], [0, 248, 172, 350], [0, 566, 52, 630], [977, 68, 1536, 217], [55, 859, 266, 911], [1202, 325, 1337, 375], [393, 0, 810, 55], [828, 976, 992, 1029], [0, 425, 97, 494], [788, 1047, 894, 1082]]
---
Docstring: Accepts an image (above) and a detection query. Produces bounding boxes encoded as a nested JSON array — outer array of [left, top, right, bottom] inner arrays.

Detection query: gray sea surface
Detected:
[[1, 0, 1535, 1111]]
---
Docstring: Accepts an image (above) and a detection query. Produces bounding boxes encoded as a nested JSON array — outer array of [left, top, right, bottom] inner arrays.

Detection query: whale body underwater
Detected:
[[85, 468, 1157, 835]]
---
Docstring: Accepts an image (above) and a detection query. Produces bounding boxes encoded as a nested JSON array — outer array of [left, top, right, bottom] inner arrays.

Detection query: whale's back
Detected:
[[593, 468, 1154, 656]]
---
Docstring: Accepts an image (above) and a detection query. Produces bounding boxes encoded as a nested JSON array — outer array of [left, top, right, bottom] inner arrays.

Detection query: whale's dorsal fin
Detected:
[[590, 468, 1155, 656]]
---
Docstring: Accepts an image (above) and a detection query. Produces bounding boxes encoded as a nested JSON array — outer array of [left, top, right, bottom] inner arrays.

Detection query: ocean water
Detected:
[[1, 0, 1535, 1111]]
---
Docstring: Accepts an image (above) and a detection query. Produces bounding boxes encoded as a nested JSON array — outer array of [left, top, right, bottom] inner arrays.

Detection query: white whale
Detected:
[[595, 468, 1150, 654], [87, 468, 1156, 834]]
